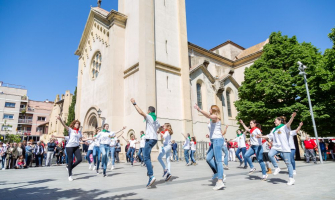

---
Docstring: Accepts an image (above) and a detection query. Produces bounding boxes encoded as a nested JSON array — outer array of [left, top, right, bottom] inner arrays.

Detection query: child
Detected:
[[15, 155, 26, 169]]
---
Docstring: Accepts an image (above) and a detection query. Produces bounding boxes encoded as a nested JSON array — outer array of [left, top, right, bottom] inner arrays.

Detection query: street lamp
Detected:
[[97, 108, 105, 129], [97, 109, 102, 117], [297, 61, 323, 164]]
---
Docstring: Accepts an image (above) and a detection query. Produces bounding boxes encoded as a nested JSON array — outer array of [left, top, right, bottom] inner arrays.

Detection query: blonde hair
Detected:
[[165, 123, 173, 135], [211, 105, 221, 120]]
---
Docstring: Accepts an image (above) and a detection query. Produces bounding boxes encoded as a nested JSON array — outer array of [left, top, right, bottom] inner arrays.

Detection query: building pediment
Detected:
[[189, 60, 215, 84]]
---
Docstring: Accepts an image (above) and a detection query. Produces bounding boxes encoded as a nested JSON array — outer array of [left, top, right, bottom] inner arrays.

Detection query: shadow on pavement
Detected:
[[267, 178, 287, 184]]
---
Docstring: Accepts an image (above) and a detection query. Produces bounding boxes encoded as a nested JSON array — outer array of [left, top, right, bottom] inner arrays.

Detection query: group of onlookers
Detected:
[[302, 135, 334, 162]]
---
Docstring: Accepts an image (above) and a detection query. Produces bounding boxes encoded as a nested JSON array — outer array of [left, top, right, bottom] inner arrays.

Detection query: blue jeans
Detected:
[[144, 139, 157, 177], [158, 144, 172, 173], [190, 150, 196, 163], [99, 144, 110, 174], [244, 145, 266, 175], [322, 150, 327, 161], [127, 148, 136, 164], [36, 155, 42, 166], [290, 149, 296, 170], [173, 149, 178, 161], [222, 145, 229, 166], [1, 156, 5, 169], [109, 147, 116, 165], [184, 149, 190, 164], [86, 150, 93, 164], [93, 146, 101, 170], [269, 149, 293, 178], [137, 148, 144, 162], [206, 138, 224, 180], [236, 147, 247, 166]]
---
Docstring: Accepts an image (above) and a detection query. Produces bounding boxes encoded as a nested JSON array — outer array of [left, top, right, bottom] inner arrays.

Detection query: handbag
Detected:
[[116, 147, 121, 152]]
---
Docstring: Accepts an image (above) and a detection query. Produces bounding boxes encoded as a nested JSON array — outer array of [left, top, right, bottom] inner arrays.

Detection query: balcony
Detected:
[[21, 96, 28, 101], [20, 108, 26, 112], [26, 107, 35, 112], [16, 131, 32, 135], [18, 119, 32, 124]]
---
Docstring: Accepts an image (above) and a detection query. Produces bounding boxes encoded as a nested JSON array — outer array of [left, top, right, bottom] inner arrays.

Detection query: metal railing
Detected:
[[175, 141, 209, 161], [18, 119, 33, 124]]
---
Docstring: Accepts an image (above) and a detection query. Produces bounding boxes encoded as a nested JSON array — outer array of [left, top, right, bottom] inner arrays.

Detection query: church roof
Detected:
[[218, 74, 240, 88], [91, 7, 110, 17], [209, 40, 245, 51], [236, 39, 269, 60]]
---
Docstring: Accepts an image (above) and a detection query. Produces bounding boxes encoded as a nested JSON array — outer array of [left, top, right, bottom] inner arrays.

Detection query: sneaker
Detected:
[[273, 168, 281, 175], [224, 165, 229, 170], [66, 166, 68, 172], [212, 173, 218, 180], [96, 170, 100, 174], [146, 176, 156, 188], [314, 162, 317, 164], [111, 165, 115, 170], [89, 164, 92, 170], [243, 165, 248, 169], [2, 168, 5, 171], [103, 173, 107, 177], [223, 174, 226, 181], [93, 165, 96, 170], [193, 162, 197, 166], [287, 178, 295, 185], [107, 162, 111, 166], [213, 181, 225, 190], [261, 174, 268, 181], [239, 161, 243, 166], [248, 168, 256, 174], [293, 170, 296, 175], [68, 176, 73, 181], [165, 173, 172, 181], [162, 170, 168, 177], [186, 163, 191, 166]]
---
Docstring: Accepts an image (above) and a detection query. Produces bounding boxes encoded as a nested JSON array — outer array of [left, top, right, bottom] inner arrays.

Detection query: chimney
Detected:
[[45, 99, 49, 103]]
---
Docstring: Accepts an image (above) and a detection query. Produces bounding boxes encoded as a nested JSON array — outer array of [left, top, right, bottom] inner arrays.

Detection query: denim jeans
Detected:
[[158, 144, 172, 173], [236, 147, 247, 166], [144, 139, 157, 177], [184, 149, 190, 164], [109, 147, 116, 165], [173, 149, 178, 161], [222, 145, 228, 166], [321, 150, 327, 161], [64, 149, 68, 164], [269, 149, 293, 178], [290, 149, 296, 170], [244, 145, 266, 175], [206, 138, 224, 180], [1, 156, 5, 169], [36, 155, 42, 166], [100, 144, 110, 174], [86, 150, 93, 164], [127, 147, 136, 164], [137, 148, 144, 162], [93, 146, 101, 170], [190, 150, 196, 163], [25, 153, 32, 167]]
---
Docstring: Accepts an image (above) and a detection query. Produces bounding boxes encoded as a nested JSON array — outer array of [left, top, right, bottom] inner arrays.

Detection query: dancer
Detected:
[[194, 103, 225, 190], [181, 133, 191, 166], [92, 128, 101, 172], [138, 131, 146, 166], [56, 116, 83, 181], [221, 126, 229, 169], [190, 137, 197, 165], [85, 136, 95, 170], [95, 124, 126, 177], [262, 138, 272, 174], [109, 133, 120, 170], [228, 139, 236, 162], [158, 123, 173, 181], [259, 113, 296, 185], [289, 122, 303, 175], [122, 135, 139, 166], [233, 129, 248, 168], [239, 119, 268, 180], [130, 98, 161, 188]]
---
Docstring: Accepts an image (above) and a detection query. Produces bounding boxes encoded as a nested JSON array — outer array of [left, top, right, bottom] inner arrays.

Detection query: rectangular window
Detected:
[[20, 104, 26, 109], [38, 116, 46, 121], [3, 114, 14, 119], [196, 83, 203, 109], [226, 91, 232, 117], [1, 125, 12, 131], [5, 102, 15, 108], [26, 127, 32, 131]]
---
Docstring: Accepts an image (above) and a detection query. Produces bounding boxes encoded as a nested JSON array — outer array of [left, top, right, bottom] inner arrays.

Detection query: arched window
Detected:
[[226, 90, 232, 117], [196, 83, 203, 109], [91, 52, 101, 80]]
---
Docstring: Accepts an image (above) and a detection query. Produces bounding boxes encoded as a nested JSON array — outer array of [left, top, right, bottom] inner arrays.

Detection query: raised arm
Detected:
[[115, 126, 127, 135], [121, 136, 128, 142], [130, 98, 146, 118], [222, 125, 229, 136], [180, 132, 187, 139], [194, 103, 218, 121], [286, 112, 297, 129], [239, 120, 250, 132], [56, 115, 69, 132], [295, 122, 303, 133], [52, 134, 65, 139], [115, 131, 124, 138]]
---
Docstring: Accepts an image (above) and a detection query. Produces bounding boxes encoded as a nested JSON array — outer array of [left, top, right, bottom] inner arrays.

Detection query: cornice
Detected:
[[155, 61, 181, 76], [124, 62, 139, 78], [190, 61, 215, 84]]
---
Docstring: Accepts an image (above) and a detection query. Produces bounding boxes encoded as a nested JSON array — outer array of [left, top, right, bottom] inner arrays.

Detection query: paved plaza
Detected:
[[1, 160, 334, 200]]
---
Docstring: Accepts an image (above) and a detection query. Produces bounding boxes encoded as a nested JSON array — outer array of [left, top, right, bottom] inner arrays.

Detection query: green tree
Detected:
[[63, 87, 77, 136], [234, 31, 328, 135], [2, 120, 21, 143]]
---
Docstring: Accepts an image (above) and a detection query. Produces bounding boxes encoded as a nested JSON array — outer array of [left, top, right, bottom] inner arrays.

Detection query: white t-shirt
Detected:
[[140, 136, 146, 148], [93, 136, 100, 146], [87, 140, 95, 150], [267, 125, 291, 153], [208, 121, 223, 139], [183, 137, 190, 150], [162, 131, 171, 145], [96, 131, 116, 145], [66, 128, 82, 147], [249, 128, 262, 146], [129, 140, 137, 148], [233, 134, 246, 148], [190, 141, 196, 151], [289, 130, 297, 149], [145, 115, 160, 140], [110, 137, 117, 147]]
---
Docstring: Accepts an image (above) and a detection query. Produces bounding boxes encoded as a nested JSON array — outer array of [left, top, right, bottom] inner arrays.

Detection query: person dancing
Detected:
[[181, 133, 191, 166], [190, 137, 197, 166], [194, 104, 225, 190], [92, 128, 101, 172], [289, 122, 303, 175], [130, 98, 161, 188], [158, 123, 173, 181], [233, 129, 248, 169], [122, 135, 139, 166], [138, 131, 146, 166]]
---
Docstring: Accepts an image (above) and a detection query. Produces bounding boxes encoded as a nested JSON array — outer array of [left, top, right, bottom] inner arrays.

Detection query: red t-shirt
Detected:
[[304, 139, 316, 149]]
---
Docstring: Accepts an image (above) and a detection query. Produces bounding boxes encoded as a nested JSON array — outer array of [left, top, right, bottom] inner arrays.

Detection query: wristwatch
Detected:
[[133, 103, 136, 105]]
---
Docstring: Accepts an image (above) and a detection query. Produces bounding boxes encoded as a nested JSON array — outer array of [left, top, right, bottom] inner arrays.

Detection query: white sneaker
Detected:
[[213, 181, 225, 190], [107, 162, 111, 166], [223, 174, 227, 181], [93, 165, 96, 171], [111, 165, 115, 170], [68, 176, 73, 181], [287, 178, 295, 185], [89, 164, 92, 170], [293, 170, 296, 175], [2, 168, 5, 171], [248, 168, 256, 174], [273, 168, 281, 175]]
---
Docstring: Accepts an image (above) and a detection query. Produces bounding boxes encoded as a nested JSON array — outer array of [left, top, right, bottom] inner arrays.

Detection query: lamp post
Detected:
[[297, 61, 323, 164], [97, 109, 105, 129]]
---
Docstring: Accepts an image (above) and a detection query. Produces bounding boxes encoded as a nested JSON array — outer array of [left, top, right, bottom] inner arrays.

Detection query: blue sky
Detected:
[[0, 0, 334, 101]]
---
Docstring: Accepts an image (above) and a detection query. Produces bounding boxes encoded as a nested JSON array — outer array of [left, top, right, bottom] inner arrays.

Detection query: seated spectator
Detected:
[[15, 155, 26, 169]]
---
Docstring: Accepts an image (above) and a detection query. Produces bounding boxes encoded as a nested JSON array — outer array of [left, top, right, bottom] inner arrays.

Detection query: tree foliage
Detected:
[[63, 87, 77, 136], [235, 31, 334, 136]]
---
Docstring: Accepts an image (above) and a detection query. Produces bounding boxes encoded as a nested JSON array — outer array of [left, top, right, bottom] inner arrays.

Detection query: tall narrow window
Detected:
[[226, 90, 232, 117], [196, 83, 203, 109], [165, 40, 168, 54], [167, 76, 169, 89], [91, 51, 102, 80]]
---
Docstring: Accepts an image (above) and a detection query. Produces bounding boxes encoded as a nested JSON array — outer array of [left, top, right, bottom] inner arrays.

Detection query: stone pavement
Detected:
[[0, 159, 334, 200]]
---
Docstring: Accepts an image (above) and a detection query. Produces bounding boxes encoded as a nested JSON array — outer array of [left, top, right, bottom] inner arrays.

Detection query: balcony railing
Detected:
[[27, 107, 34, 112], [16, 131, 32, 135], [20, 108, 26, 112], [21, 96, 28, 100], [18, 119, 32, 124]]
